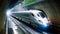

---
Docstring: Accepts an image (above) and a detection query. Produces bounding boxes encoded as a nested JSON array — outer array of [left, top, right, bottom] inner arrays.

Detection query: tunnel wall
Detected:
[[0, 0, 8, 33]]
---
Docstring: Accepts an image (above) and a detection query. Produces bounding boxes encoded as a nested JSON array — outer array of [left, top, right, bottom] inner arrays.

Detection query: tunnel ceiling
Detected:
[[21, 0, 46, 7]]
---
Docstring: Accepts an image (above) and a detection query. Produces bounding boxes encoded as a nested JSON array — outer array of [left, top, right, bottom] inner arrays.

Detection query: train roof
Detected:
[[12, 10, 42, 14]]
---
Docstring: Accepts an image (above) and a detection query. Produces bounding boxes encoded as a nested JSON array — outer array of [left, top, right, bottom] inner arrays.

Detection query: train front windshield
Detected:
[[37, 12, 46, 18]]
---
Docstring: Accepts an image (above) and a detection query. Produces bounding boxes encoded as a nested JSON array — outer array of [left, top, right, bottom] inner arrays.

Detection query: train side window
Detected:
[[37, 14, 40, 17], [23, 13, 30, 17], [31, 13, 34, 16]]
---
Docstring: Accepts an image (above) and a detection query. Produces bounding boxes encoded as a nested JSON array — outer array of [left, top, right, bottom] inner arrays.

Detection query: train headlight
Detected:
[[43, 22, 48, 27]]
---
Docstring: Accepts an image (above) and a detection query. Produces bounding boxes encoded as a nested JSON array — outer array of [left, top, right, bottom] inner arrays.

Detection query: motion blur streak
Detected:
[[13, 28, 18, 34]]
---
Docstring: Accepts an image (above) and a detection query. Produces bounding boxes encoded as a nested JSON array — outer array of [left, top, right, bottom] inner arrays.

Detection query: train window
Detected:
[[22, 13, 30, 17], [39, 12, 45, 18], [25, 14, 30, 17], [31, 13, 34, 16], [37, 14, 40, 17]]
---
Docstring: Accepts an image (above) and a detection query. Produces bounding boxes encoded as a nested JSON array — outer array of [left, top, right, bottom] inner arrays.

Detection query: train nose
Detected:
[[38, 20, 48, 26]]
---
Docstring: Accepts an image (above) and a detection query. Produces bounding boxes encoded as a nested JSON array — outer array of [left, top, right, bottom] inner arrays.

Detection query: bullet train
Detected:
[[12, 9, 52, 31]]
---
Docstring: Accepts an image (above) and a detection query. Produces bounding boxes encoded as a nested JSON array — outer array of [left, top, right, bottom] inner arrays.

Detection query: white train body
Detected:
[[12, 10, 51, 28]]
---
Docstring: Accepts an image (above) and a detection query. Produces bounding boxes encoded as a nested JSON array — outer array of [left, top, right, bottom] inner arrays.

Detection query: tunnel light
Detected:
[[6, 10, 11, 16], [7, 11, 11, 16]]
